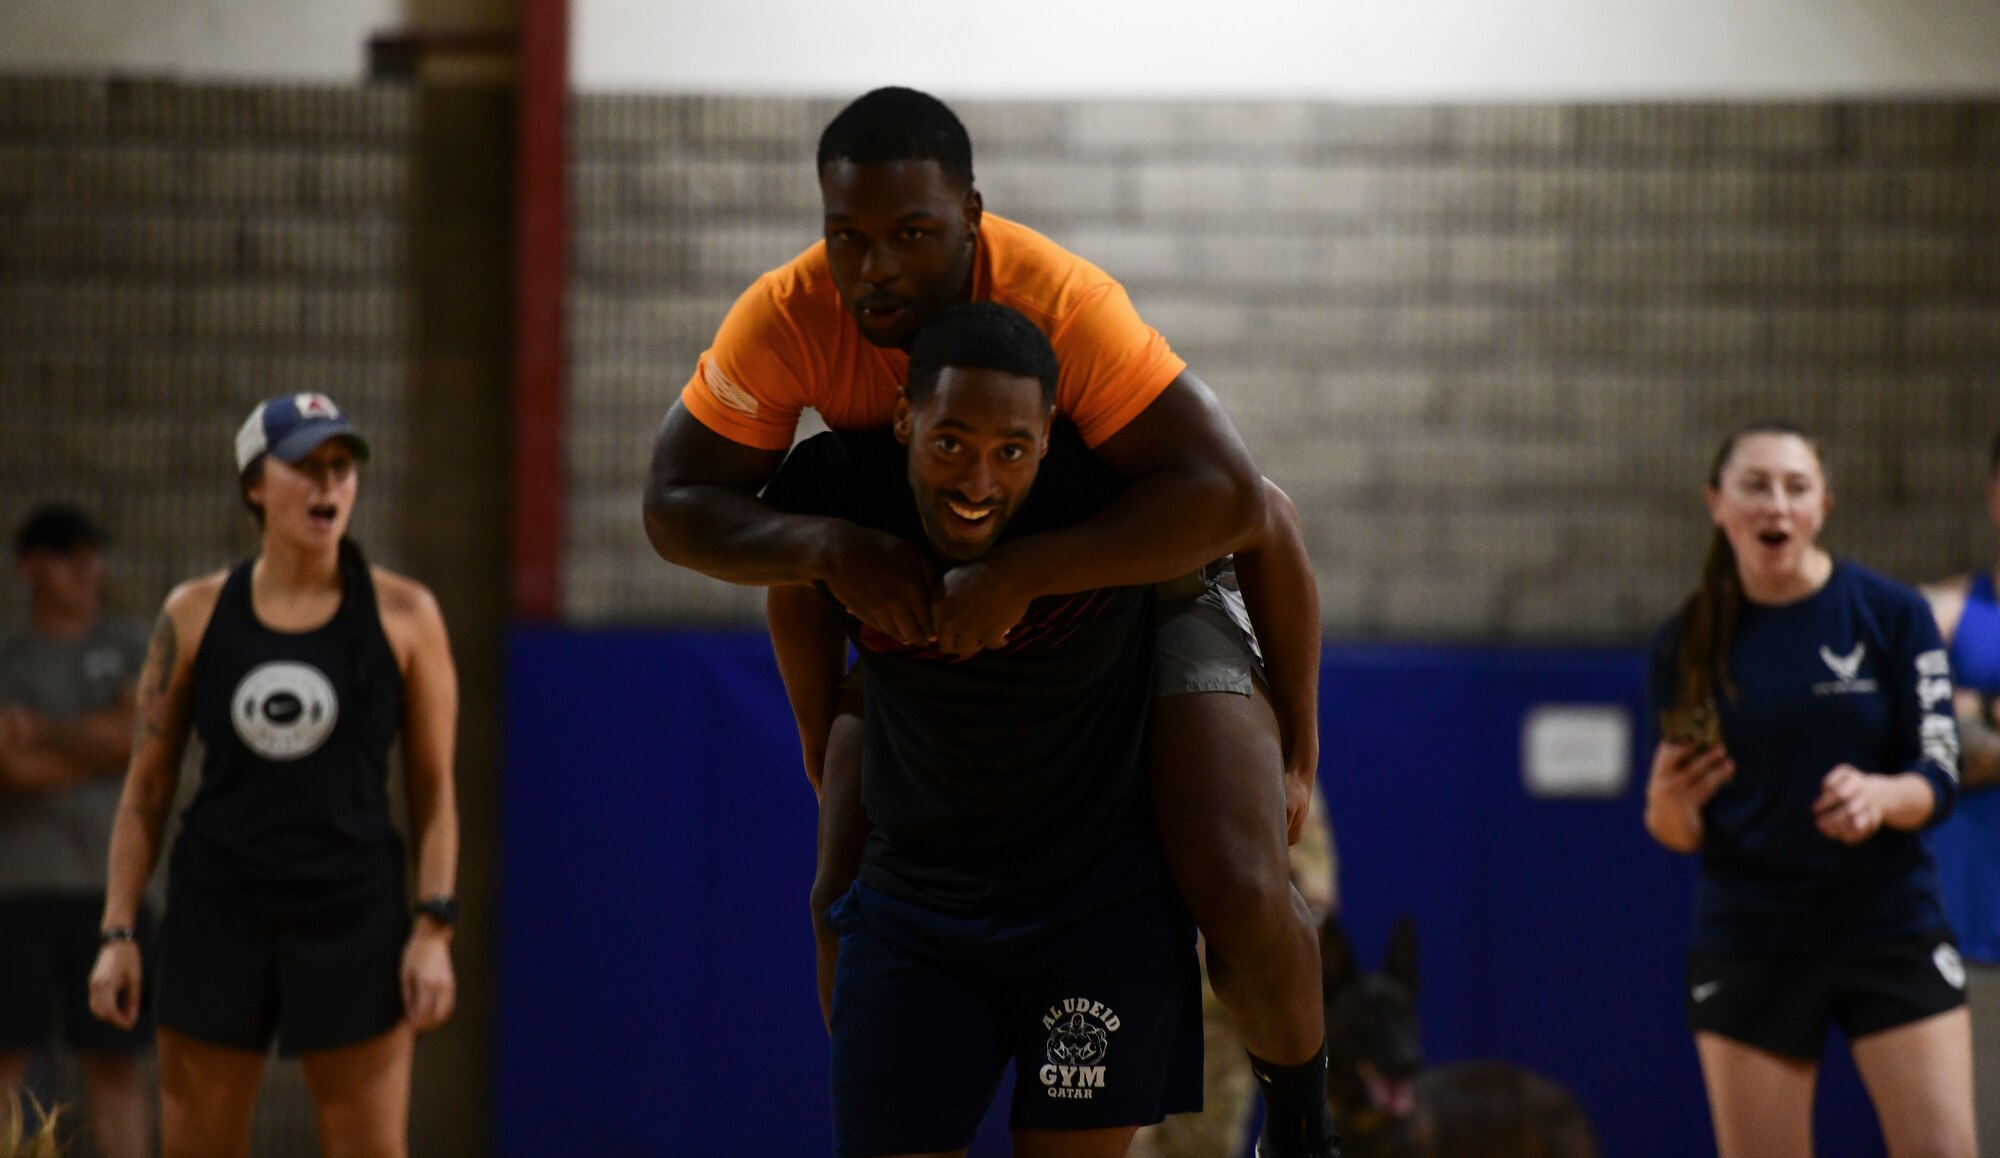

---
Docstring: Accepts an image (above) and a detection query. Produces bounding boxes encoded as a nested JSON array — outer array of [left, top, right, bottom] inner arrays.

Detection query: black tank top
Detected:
[[175, 539, 405, 911]]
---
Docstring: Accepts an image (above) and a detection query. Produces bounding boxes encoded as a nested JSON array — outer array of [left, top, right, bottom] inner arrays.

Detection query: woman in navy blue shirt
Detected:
[[1646, 421, 1974, 1158]]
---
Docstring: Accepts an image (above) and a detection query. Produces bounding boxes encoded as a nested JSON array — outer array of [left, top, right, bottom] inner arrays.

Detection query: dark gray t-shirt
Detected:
[[0, 616, 148, 898]]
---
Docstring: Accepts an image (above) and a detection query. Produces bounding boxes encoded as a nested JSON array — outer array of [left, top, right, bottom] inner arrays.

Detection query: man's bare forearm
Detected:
[[643, 482, 850, 586], [989, 464, 1264, 600]]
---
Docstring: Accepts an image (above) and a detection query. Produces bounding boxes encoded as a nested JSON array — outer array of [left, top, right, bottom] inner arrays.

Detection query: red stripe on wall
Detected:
[[511, 0, 568, 620]]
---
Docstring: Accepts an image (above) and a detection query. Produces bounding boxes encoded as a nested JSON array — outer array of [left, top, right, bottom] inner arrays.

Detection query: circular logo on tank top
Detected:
[[232, 661, 339, 761]]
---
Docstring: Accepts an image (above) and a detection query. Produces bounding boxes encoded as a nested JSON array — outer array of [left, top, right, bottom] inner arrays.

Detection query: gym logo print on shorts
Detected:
[[1935, 943, 1967, 991], [232, 661, 339, 761], [1039, 998, 1119, 1100]]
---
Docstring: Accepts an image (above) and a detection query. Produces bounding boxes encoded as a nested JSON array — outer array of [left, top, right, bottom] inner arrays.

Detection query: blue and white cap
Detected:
[[234, 393, 371, 473]]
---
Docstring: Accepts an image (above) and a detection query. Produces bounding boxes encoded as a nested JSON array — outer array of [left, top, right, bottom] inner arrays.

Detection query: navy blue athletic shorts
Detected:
[[827, 873, 1202, 1157], [1686, 932, 1969, 1059]]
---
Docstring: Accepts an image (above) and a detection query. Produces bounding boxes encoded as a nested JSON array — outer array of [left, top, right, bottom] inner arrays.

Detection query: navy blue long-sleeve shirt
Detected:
[[1649, 560, 1961, 955]]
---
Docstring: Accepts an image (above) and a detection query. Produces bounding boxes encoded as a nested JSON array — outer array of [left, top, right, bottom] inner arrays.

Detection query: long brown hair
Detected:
[[1676, 420, 1823, 708]]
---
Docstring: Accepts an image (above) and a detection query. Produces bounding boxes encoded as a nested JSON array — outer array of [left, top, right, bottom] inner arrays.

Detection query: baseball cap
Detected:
[[14, 503, 106, 557], [234, 393, 372, 473]]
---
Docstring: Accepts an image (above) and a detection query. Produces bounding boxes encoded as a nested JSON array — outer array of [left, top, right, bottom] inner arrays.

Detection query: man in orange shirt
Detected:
[[645, 88, 1336, 1158]]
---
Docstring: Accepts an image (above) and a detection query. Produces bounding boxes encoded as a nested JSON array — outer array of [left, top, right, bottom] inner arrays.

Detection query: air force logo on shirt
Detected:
[[232, 661, 338, 761], [1813, 642, 1878, 696]]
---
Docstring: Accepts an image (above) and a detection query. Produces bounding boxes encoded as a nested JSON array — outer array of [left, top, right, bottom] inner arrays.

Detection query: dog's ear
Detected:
[[1384, 913, 1419, 997], [1320, 914, 1361, 996]]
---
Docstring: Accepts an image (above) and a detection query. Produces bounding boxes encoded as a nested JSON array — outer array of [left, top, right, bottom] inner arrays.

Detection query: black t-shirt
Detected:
[[763, 423, 1159, 915]]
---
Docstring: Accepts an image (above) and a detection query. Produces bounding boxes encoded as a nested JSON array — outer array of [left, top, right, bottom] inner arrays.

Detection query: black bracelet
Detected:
[[100, 926, 136, 944], [414, 895, 459, 927]]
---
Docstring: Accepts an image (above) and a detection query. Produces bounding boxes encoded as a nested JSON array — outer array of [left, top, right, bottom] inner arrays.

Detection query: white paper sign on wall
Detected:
[[1521, 704, 1632, 799]]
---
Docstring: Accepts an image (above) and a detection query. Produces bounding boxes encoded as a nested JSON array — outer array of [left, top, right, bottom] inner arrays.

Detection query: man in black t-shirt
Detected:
[[762, 303, 1201, 1158]]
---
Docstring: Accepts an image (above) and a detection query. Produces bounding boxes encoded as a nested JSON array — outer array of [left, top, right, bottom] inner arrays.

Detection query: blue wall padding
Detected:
[[499, 631, 1887, 1157]]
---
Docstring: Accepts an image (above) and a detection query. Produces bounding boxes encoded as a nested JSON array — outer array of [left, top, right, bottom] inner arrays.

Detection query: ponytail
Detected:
[[1677, 528, 1741, 707]]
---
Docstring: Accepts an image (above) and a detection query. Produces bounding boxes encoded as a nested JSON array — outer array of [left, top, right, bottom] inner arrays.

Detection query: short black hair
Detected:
[[906, 303, 1058, 409], [14, 503, 105, 557], [816, 87, 974, 189]]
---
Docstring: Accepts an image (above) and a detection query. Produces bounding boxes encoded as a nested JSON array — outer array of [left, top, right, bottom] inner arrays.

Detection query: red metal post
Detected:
[[511, 0, 568, 620]]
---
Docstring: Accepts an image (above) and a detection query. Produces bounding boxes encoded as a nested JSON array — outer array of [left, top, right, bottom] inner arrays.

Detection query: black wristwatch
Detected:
[[414, 895, 459, 927], [100, 925, 137, 945]]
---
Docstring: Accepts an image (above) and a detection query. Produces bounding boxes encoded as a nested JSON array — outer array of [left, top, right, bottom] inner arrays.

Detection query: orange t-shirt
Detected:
[[680, 214, 1186, 452]]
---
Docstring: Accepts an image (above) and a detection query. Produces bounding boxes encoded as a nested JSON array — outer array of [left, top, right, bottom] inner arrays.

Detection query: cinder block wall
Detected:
[[0, 76, 413, 625], [572, 97, 2000, 640]]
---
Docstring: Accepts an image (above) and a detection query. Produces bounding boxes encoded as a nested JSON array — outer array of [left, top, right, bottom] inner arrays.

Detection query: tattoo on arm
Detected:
[[133, 610, 177, 748]]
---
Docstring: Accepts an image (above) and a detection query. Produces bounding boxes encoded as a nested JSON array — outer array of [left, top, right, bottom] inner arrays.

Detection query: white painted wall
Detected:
[[579, 0, 2000, 98], [5, 0, 1997, 95]]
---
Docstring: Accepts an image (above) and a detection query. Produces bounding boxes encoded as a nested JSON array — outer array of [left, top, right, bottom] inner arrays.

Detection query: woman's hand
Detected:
[[1644, 741, 1735, 853], [88, 941, 143, 1029], [1812, 764, 1941, 844], [401, 924, 457, 1032]]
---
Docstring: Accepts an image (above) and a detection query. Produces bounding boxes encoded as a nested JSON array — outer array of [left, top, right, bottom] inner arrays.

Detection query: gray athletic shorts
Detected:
[[1153, 571, 1265, 699]]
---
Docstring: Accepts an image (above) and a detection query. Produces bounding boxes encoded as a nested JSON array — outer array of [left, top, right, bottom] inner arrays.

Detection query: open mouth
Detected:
[[1363, 1068, 1418, 1118], [1756, 529, 1790, 548], [857, 300, 911, 327], [309, 503, 339, 531]]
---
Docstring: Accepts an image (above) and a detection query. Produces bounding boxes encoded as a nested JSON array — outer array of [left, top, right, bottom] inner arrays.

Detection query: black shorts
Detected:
[[0, 895, 155, 1054], [154, 876, 409, 1056], [1686, 934, 1970, 1060], [827, 880, 1202, 1157]]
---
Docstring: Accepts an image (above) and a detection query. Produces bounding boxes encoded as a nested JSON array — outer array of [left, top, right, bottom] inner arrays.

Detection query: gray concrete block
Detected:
[[976, 160, 1126, 221], [1438, 362, 1567, 432], [1366, 165, 1516, 222], [1967, 242, 2000, 292], [1123, 294, 1255, 352], [623, 156, 818, 216], [1133, 163, 1368, 221], [1520, 168, 1762, 222], [302, 150, 407, 209], [1709, 105, 1836, 154], [568, 290, 738, 357], [0, 280, 176, 339], [1039, 226, 1182, 286], [187, 148, 304, 207], [570, 158, 625, 215], [241, 217, 404, 276], [1501, 578, 1633, 642], [687, 224, 817, 284], [1314, 106, 1448, 153], [0, 77, 109, 138], [299, 286, 406, 345], [1974, 106, 2000, 158], [1376, 569, 1501, 638], [34, 145, 186, 205], [1903, 168, 2000, 222], [1845, 103, 1965, 157], [1834, 233, 1963, 291], [1437, 234, 1564, 288], [1906, 305, 2000, 358], [1761, 169, 1901, 223], [955, 101, 1075, 155], [1445, 106, 1569, 154], [675, 95, 841, 153], [185, 282, 303, 341], [1071, 102, 1321, 155], [1574, 105, 1711, 154]]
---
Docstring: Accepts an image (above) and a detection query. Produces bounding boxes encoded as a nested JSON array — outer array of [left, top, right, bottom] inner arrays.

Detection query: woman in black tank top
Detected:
[[85, 395, 462, 1158]]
